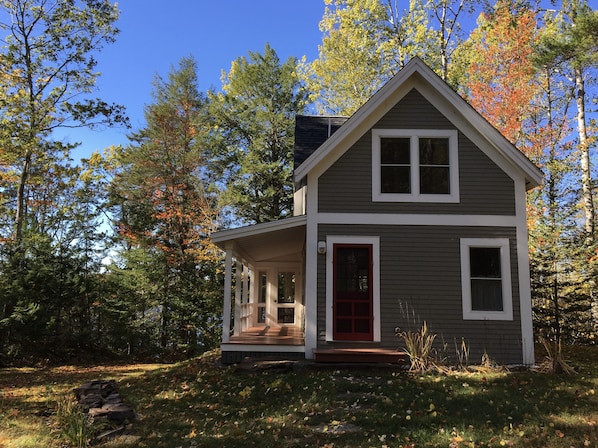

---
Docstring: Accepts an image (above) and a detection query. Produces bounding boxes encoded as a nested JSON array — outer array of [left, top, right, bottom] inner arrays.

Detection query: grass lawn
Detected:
[[1, 346, 597, 447]]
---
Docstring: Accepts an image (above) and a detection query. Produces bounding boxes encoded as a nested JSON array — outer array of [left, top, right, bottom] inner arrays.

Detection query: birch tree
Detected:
[[305, 0, 473, 115], [536, 0, 598, 240]]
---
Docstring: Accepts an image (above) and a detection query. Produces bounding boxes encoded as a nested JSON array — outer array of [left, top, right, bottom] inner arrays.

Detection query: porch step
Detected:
[[313, 348, 408, 364]]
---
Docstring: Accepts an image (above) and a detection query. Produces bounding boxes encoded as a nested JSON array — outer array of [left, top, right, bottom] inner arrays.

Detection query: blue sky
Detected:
[[65, 1, 327, 161], [62, 0, 598, 162]]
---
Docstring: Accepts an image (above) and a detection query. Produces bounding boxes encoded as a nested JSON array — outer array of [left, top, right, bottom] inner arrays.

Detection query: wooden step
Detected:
[[313, 348, 408, 364]]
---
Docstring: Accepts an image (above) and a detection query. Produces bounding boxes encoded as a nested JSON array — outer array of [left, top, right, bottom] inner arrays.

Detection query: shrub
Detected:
[[397, 321, 437, 372], [538, 336, 576, 375], [55, 394, 95, 448]]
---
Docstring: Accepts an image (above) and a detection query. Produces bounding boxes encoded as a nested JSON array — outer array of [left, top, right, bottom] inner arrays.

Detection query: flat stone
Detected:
[[88, 403, 135, 424]]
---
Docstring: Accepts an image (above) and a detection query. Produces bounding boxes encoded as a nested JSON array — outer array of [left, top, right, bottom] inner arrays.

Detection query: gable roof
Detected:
[[293, 57, 543, 190]]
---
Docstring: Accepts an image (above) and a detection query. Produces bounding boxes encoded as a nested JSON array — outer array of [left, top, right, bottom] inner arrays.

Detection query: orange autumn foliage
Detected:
[[464, 0, 540, 154]]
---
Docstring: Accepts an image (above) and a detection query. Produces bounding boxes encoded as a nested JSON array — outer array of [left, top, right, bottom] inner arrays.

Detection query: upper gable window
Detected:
[[372, 129, 459, 202]]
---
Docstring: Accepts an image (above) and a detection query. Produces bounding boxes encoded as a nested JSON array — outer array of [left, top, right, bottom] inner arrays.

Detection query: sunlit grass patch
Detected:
[[1, 347, 598, 447]]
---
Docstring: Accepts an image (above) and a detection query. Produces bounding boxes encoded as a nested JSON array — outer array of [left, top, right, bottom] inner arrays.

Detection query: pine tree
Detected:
[[207, 44, 309, 224], [107, 57, 221, 356]]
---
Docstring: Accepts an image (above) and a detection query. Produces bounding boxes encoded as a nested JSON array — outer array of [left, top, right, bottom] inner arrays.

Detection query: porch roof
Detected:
[[211, 215, 306, 264]]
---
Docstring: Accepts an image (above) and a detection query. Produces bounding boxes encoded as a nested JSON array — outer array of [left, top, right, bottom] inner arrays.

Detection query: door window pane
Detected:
[[257, 306, 266, 323], [277, 272, 295, 304], [335, 248, 370, 296], [354, 319, 371, 334]]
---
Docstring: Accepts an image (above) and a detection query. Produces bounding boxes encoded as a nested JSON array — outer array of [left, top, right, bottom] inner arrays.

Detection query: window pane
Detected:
[[277, 308, 295, 324], [470, 248, 502, 278], [381, 138, 410, 164], [420, 166, 450, 194], [471, 279, 503, 311], [278, 272, 295, 303], [259, 272, 266, 303], [419, 138, 449, 165], [381, 166, 410, 193], [257, 306, 266, 323], [469, 247, 504, 312]]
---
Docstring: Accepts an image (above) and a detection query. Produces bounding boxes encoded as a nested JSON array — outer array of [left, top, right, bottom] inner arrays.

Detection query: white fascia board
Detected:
[[413, 71, 543, 188], [294, 60, 424, 182], [211, 215, 307, 245]]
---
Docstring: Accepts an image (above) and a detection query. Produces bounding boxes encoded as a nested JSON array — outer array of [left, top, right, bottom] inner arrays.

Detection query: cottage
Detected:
[[211, 58, 543, 365]]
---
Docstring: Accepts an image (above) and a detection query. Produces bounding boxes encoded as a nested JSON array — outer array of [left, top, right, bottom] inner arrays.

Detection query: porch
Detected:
[[211, 216, 308, 364], [227, 325, 305, 346], [221, 325, 306, 364]]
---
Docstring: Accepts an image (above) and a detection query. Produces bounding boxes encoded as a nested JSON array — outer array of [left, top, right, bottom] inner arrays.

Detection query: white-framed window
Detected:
[[460, 238, 513, 320], [372, 129, 459, 202]]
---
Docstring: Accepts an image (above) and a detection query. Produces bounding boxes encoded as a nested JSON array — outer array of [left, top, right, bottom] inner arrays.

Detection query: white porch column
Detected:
[[234, 260, 242, 336], [221, 244, 233, 343], [241, 264, 250, 332], [304, 172, 318, 359]]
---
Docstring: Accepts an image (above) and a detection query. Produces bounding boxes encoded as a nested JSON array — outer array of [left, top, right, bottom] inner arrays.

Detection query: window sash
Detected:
[[460, 238, 513, 321], [372, 129, 458, 203]]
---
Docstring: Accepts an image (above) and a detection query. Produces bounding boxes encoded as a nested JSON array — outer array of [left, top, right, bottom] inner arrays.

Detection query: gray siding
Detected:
[[318, 89, 516, 215], [316, 224, 524, 364]]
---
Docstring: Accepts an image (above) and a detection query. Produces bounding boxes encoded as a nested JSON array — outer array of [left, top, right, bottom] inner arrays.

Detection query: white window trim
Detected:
[[325, 236, 381, 342], [460, 238, 513, 321], [372, 129, 459, 203]]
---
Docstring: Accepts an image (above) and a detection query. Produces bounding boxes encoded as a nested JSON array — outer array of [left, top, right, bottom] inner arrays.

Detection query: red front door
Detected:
[[333, 244, 373, 341]]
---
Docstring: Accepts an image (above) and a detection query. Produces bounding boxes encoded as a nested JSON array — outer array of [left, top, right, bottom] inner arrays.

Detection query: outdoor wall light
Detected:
[[317, 241, 326, 254]]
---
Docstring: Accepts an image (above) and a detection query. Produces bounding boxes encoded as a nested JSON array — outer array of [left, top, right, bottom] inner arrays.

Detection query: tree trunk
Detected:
[[575, 67, 594, 239], [15, 150, 32, 246]]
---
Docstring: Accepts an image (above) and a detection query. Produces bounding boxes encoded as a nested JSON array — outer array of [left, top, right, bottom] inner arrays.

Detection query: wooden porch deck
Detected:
[[313, 348, 408, 364], [227, 325, 304, 346]]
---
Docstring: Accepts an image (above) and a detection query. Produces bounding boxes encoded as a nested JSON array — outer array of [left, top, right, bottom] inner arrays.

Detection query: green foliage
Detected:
[[207, 44, 309, 224], [535, 1, 598, 70], [534, 0, 598, 238], [105, 57, 222, 359], [0, 0, 126, 360], [527, 9, 598, 345], [305, 0, 473, 115], [0, 231, 103, 359], [55, 394, 95, 448]]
